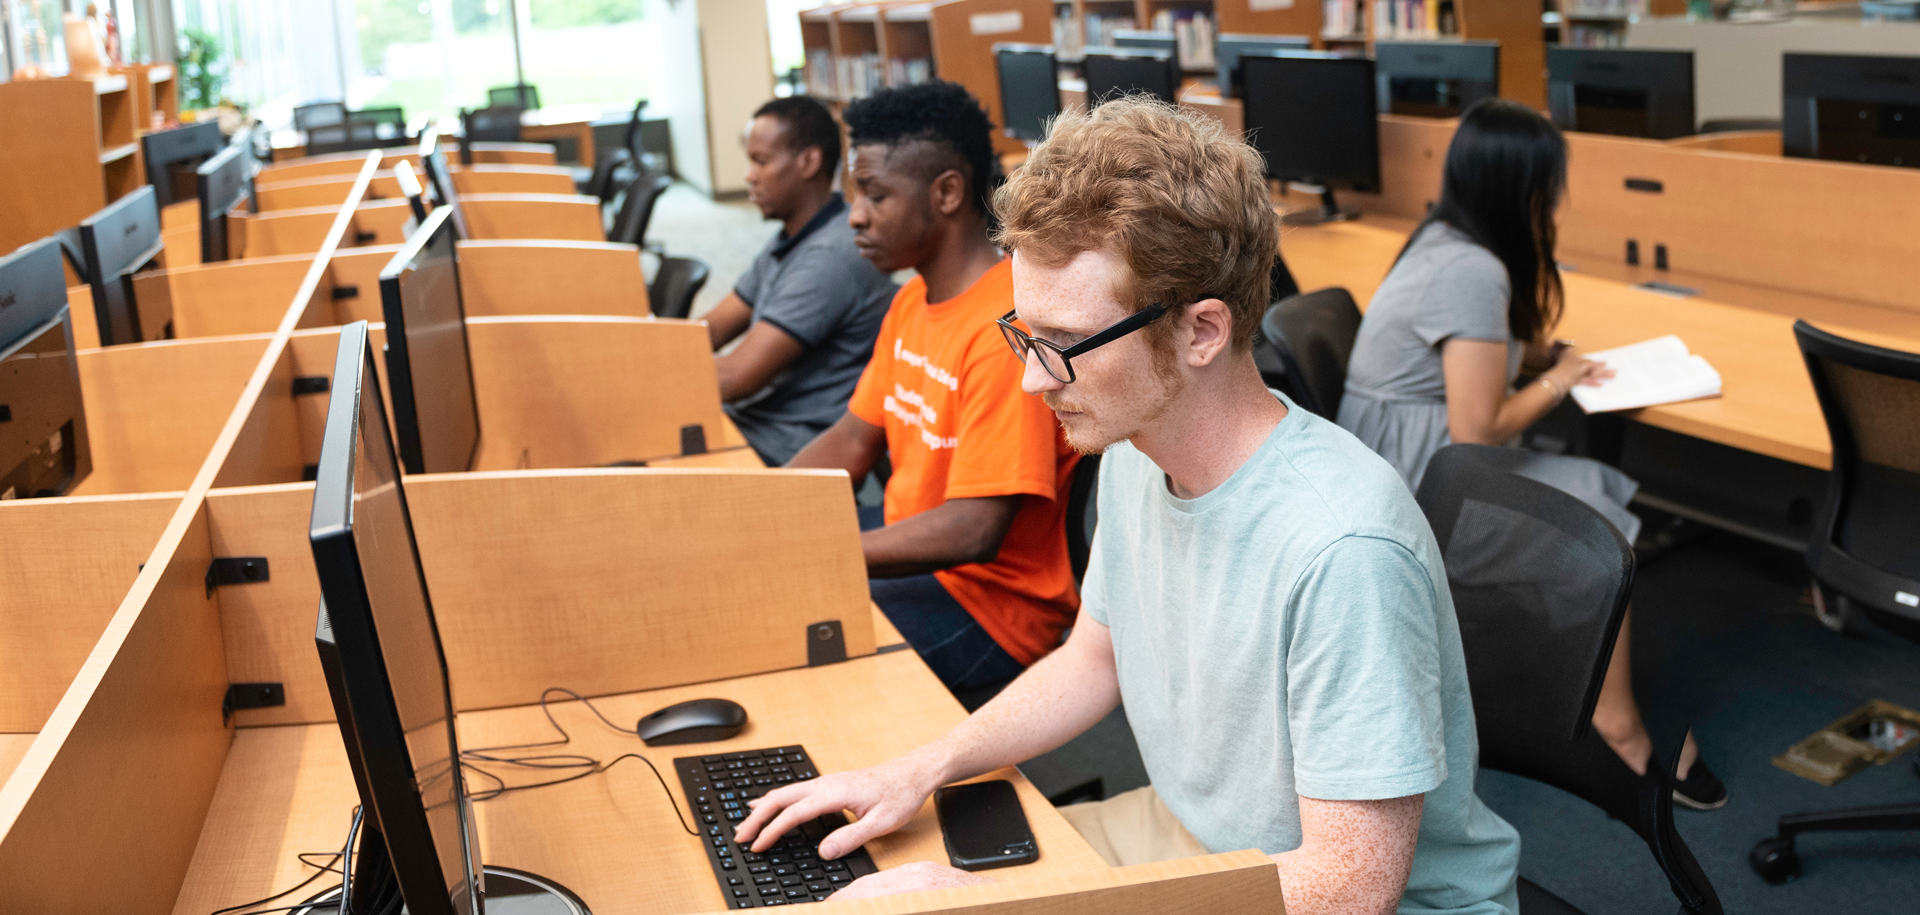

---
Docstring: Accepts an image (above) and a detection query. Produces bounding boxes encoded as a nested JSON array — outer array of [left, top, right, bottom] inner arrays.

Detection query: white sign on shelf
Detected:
[[1249, 0, 1296, 10], [970, 11, 1023, 36]]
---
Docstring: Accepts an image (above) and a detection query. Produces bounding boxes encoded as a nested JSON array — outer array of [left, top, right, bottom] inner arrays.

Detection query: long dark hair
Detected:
[[1399, 99, 1567, 345]]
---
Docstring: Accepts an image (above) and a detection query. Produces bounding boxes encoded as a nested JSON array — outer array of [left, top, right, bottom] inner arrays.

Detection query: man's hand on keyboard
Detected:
[[830, 861, 997, 901], [734, 754, 940, 858]]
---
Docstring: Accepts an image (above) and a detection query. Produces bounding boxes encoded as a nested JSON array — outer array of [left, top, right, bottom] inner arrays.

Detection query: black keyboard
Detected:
[[674, 746, 880, 908]]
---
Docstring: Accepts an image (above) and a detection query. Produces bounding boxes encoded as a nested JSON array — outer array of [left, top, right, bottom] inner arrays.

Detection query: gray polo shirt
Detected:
[[724, 195, 897, 465]]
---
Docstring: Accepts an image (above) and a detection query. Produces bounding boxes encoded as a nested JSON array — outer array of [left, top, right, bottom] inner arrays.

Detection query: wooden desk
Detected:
[[1276, 219, 1920, 470], [522, 104, 603, 169]]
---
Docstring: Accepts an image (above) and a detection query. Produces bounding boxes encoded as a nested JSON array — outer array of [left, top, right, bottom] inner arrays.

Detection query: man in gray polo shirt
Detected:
[[705, 96, 898, 465]]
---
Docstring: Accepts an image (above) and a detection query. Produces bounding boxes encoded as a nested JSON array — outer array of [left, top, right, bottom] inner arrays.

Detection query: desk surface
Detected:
[[169, 650, 1104, 915], [1276, 217, 1920, 470]]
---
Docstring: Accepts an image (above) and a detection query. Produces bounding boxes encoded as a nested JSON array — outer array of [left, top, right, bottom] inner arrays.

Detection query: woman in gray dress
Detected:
[[1338, 99, 1727, 810]]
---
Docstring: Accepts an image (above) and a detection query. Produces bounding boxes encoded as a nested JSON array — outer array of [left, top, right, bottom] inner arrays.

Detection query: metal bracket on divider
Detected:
[[331, 285, 359, 300], [293, 376, 330, 395], [354, 231, 378, 244], [205, 556, 270, 596], [223, 682, 285, 725], [680, 424, 708, 456], [806, 620, 846, 667]]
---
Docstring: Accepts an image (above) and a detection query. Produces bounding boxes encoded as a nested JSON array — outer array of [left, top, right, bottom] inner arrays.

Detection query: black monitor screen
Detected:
[[995, 44, 1062, 142], [197, 144, 251, 262], [1547, 47, 1694, 140], [1083, 48, 1179, 107], [0, 238, 92, 499], [1784, 53, 1920, 168], [1112, 28, 1177, 71], [418, 128, 469, 240], [379, 206, 479, 475], [1241, 52, 1380, 191], [79, 185, 167, 345], [142, 122, 224, 209], [1215, 33, 1313, 100], [1375, 40, 1500, 118], [309, 320, 479, 915]]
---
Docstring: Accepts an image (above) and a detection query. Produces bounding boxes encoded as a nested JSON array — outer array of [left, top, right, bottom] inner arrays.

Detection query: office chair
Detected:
[[349, 106, 408, 143], [305, 122, 389, 157], [460, 106, 525, 165], [1418, 443, 1724, 915], [579, 99, 650, 199], [294, 101, 347, 134], [1259, 287, 1362, 419], [1252, 258, 1307, 393], [649, 256, 709, 320], [1747, 322, 1920, 884], [1065, 453, 1102, 585], [489, 83, 542, 110], [610, 171, 674, 249]]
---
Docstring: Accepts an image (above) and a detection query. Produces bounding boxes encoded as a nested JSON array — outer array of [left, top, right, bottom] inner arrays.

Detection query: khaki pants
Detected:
[[1057, 785, 1210, 868]]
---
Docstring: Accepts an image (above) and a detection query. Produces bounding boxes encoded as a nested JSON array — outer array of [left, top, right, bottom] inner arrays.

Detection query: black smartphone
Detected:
[[934, 780, 1038, 871]]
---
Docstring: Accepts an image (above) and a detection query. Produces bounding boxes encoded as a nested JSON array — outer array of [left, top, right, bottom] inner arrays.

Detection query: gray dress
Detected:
[[1337, 222, 1643, 542]]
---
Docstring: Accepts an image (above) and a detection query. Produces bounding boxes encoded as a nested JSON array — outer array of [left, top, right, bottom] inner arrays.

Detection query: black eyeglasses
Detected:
[[998, 303, 1169, 384]]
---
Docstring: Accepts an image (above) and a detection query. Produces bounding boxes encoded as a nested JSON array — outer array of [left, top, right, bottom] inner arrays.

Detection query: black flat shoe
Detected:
[[1673, 758, 1729, 811]]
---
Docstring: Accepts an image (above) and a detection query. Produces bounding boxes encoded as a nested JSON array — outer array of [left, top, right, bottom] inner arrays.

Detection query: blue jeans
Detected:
[[859, 505, 1026, 693]]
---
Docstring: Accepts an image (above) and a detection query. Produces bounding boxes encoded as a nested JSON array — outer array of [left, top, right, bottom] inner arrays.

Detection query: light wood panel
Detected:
[[646, 446, 766, 469], [822, 852, 1279, 915], [462, 316, 727, 469], [260, 149, 422, 184], [452, 164, 579, 195], [204, 483, 332, 727], [458, 193, 607, 242], [320, 244, 405, 325], [71, 335, 274, 496], [1667, 130, 1782, 156], [256, 166, 574, 212], [0, 736, 33, 785], [133, 254, 319, 339], [403, 468, 873, 710], [0, 491, 183, 731], [467, 141, 562, 166], [0, 78, 119, 256], [455, 240, 650, 317], [67, 284, 100, 350], [239, 199, 411, 259], [211, 345, 309, 489]]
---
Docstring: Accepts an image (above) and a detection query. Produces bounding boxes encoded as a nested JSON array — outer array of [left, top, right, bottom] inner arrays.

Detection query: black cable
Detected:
[[209, 807, 361, 915]]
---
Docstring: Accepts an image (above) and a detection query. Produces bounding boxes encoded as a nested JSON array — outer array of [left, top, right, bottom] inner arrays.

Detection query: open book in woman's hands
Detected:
[[1569, 336, 1722, 413]]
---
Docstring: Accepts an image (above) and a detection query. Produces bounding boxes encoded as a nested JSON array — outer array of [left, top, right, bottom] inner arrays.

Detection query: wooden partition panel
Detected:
[[403, 468, 872, 710], [72, 335, 273, 496], [237, 205, 342, 259], [259, 149, 421, 184], [827, 852, 1281, 915], [1343, 115, 1456, 222], [459, 193, 607, 241], [321, 244, 404, 325], [468, 141, 560, 166], [457, 240, 650, 316], [463, 316, 726, 468], [0, 492, 182, 731], [66, 284, 100, 350], [211, 345, 310, 490], [452, 164, 578, 195], [254, 174, 363, 211], [133, 254, 319, 339], [348, 198, 414, 247], [204, 483, 329, 727], [1668, 130, 1783, 156]]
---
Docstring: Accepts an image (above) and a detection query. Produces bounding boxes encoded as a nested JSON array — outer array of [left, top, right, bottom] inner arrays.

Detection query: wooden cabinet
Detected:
[[0, 75, 146, 259]]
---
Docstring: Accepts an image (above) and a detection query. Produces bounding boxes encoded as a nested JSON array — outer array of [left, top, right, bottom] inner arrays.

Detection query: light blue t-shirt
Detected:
[[1083, 393, 1520, 915]]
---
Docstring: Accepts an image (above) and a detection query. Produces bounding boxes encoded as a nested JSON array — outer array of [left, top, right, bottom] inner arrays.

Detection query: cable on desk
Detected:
[[457, 687, 698, 836], [208, 806, 361, 915]]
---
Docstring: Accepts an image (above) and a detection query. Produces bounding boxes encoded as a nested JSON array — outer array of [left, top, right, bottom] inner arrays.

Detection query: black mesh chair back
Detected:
[[584, 147, 634, 205], [1065, 453, 1101, 585], [610, 172, 673, 247], [1795, 321, 1920, 637], [294, 102, 347, 133], [649, 256, 709, 320], [460, 106, 525, 165], [305, 122, 392, 156], [1252, 257, 1306, 394], [489, 84, 542, 109], [348, 107, 408, 144], [1417, 444, 1722, 915], [621, 98, 648, 158], [1260, 287, 1361, 419]]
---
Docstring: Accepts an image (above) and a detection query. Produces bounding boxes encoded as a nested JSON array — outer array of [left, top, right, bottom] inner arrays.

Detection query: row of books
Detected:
[[887, 57, 934, 86], [801, 48, 931, 99], [1562, 23, 1628, 47], [1561, 0, 1650, 18], [1322, 0, 1364, 39], [1374, 0, 1459, 39], [1150, 9, 1217, 70]]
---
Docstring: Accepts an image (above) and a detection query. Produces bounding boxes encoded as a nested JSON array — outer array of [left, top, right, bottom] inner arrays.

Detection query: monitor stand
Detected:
[[292, 866, 591, 915], [1280, 185, 1361, 226]]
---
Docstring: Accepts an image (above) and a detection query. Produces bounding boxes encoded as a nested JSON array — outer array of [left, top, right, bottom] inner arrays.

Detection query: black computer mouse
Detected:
[[636, 697, 748, 746]]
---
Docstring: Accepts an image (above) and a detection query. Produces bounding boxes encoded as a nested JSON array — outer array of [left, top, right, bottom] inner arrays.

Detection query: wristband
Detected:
[[1538, 375, 1566, 402]]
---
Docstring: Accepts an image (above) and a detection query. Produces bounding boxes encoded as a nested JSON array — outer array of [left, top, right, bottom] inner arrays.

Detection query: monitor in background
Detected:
[[1214, 33, 1313, 100], [0, 238, 93, 499], [78, 186, 169, 345], [196, 142, 252, 263], [417, 128, 469, 240], [1547, 47, 1695, 140], [141, 121, 224, 209], [1375, 40, 1500, 118], [1082, 47, 1180, 107], [379, 206, 479, 475], [1111, 28, 1178, 72], [1241, 51, 1379, 225], [994, 43, 1063, 143], [1783, 52, 1920, 168]]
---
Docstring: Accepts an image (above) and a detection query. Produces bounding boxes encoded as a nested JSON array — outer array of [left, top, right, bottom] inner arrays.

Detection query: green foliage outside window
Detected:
[[178, 27, 227, 110]]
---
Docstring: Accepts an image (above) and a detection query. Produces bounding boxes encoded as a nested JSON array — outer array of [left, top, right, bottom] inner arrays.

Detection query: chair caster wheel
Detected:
[[1750, 836, 1801, 884]]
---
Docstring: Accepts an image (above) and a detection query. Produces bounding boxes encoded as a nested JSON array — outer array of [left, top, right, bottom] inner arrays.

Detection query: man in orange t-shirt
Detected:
[[787, 82, 1079, 697]]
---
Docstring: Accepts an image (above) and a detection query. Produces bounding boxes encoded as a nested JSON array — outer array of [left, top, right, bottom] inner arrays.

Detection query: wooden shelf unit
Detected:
[[113, 62, 179, 132], [0, 75, 147, 257]]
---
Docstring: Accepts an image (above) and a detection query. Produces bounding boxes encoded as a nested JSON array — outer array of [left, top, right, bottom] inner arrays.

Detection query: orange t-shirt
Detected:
[[848, 258, 1080, 666]]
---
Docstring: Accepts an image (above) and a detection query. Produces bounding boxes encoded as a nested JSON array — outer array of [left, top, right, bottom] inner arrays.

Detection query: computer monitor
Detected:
[[1375, 40, 1500, 118], [418, 128, 469, 240], [994, 43, 1062, 142], [1111, 28, 1178, 72], [379, 206, 479, 475], [1214, 33, 1313, 100], [0, 238, 93, 499], [308, 319, 481, 915], [141, 121, 224, 209], [1783, 52, 1920, 168], [78, 186, 168, 345], [1240, 51, 1380, 224], [1082, 47, 1180, 107], [1546, 47, 1695, 140], [197, 142, 252, 263]]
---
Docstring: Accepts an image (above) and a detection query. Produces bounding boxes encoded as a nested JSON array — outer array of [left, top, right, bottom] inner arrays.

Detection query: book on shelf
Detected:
[[1568, 335, 1723, 413], [1374, 0, 1459, 39], [806, 48, 835, 98], [1083, 13, 1136, 50], [887, 57, 934, 86], [1151, 9, 1216, 70], [1323, 0, 1363, 39], [836, 53, 885, 99]]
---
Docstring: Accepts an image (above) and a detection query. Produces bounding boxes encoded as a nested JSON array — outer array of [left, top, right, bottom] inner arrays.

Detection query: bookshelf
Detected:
[[1546, 0, 1685, 48], [0, 75, 147, 257], [113, 62, 179, 132]]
